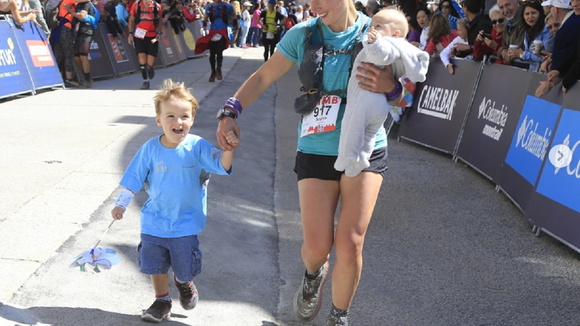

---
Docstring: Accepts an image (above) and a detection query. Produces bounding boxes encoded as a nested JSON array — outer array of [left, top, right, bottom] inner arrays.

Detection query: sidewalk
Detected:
[[2, 46, 580, 326]]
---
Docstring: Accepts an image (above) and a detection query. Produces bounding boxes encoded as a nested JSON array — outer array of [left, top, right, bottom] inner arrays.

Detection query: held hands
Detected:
[[111, 206, 125, 220], [367, 26, 379, 44], [217, 117, 240, 151], [225, 130, 239, 147]]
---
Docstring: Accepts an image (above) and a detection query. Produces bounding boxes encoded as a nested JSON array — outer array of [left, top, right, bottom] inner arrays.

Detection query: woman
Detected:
[[259, 0, 284, 61], [0, 0, 38, 25], [249, 2, 262, 47], [231, 0, 241, 47], [474, 4, 506, 64], [411, 7, 431, 49], [508, 0, 549, 70], [240, 1, 252, 48], [215, 0, 400, 324], [295, 4, 303, 22], [425, 12, 458, 55], [438, 0, 460, 29]]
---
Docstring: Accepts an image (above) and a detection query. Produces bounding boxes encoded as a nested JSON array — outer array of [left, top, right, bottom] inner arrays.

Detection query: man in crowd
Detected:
[[454, 0, 492, 59], [71, 0, 100, 88], [497, 0, 524, 64]]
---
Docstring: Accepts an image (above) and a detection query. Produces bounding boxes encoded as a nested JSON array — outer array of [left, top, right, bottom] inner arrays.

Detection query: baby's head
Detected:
[[370, 6, 409, 38], [154, 79, 199, 148]]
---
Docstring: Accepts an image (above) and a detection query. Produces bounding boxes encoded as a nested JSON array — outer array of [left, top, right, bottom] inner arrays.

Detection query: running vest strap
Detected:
[[135, 0, 159, 26], [294, 17, 368, 114], [208, 3, 229, 25]]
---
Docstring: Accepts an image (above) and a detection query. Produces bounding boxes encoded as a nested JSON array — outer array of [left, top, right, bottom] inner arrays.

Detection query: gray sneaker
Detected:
[[326, 311, 348, 326], [78, 80, 92, 89], [293, 261, 330, 322]]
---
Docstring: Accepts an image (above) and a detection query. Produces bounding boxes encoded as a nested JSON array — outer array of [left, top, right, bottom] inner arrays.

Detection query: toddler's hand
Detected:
[[226, 130, 239, 147], [367, 27, 378, 44], [111, 206, 125, 220]]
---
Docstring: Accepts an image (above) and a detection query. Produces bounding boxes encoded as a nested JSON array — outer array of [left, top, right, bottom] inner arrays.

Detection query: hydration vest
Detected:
[[135, 0, 160, 26]]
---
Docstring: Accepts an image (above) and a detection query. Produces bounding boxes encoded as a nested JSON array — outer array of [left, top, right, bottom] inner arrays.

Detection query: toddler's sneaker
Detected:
[[174, 275, 199, 310], [141, 299, 171, 323], [293, 261, 329, 322]]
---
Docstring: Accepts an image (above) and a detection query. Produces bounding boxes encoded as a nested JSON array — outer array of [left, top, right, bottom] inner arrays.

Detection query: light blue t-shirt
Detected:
[[206, 2, 234, 30], [120, 134, 231, 238], [276, 14, 387, 156]]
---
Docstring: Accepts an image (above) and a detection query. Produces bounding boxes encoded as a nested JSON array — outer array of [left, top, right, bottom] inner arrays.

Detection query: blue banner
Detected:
[[0, 19, 34, 98], [504, 95, 560, 186], [536, 109, 580, 213], [10, 20, 63, 90]]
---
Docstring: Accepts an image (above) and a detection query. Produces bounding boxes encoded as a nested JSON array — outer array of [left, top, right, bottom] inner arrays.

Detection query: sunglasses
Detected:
[[441, 4, 451, 8], [491, 18, 506, 24], [547, 22, 561, 29]]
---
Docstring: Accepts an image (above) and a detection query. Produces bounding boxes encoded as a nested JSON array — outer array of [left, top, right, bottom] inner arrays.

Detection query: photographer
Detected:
[[474, 4, 506, 64]]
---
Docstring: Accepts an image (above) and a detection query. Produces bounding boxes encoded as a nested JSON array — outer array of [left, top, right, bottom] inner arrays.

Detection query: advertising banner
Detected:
[[0, 19, 34, 98], [86, 27, 115, 79], [498, 73, 562, 211], [158, 25, 186, 66], [10, 20, 62, 90], [397, 58, 481, 154], [455, 64, 531, 182], [99, 23, 137, 76], [179, 21, 199, 58], [524, 87, 580, 250]]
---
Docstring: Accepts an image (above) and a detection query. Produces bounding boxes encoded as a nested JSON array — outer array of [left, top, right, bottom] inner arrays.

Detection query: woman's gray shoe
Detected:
[[293, 261, 330, 322]]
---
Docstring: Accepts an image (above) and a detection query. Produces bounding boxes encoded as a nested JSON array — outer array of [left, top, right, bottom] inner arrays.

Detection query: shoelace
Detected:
[[176, 282, 194, 299]]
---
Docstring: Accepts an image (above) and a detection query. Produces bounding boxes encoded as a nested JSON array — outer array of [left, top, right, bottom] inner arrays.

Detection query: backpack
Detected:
[[47, 0, 65, 30], [284, 15, 294, 29], [79, 2, 100, 30], [208, 3, 229, 26], [135, 0, 159, 26]]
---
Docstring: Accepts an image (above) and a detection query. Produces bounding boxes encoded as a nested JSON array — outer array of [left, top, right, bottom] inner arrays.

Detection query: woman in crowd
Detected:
[[425, 12, 458, 55], [240, 1, 252, 48], [231, 0, 241, 47], [411, 7, 431, 49], [248, 2, 262, 47], [438, 0, 461, 29], [295, 4, 303, 22], [508, 0, 549, 69], [473, 4, 506, 64], [215, 0, 399, 325]]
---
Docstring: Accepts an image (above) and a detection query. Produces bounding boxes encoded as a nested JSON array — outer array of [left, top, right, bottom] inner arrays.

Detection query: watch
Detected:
[[157, 30, 162, 35], [216, 108, 237, 120]]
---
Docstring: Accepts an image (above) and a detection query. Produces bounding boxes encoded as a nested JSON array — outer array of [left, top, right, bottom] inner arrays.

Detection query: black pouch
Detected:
[[294, 44, 324, 115]]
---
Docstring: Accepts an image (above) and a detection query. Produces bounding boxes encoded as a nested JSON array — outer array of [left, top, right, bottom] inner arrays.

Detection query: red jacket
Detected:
[[195, 28, 230, 54], [473, 28, 504, 64]]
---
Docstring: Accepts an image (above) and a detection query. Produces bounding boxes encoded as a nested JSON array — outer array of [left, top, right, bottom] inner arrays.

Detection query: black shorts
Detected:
[[74, 33, 93, 56], [134, 36, 159, 57], [294, 147, 388, 181]]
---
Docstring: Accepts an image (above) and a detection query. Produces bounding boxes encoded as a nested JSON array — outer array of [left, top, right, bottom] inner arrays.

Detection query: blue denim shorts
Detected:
[[137, 234, 202, 282]]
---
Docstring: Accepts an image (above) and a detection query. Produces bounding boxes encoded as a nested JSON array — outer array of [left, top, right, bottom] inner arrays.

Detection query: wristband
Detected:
[[385, 80, 403, 102], [223, 97, 243, 118], [157, 30, 162, 34], [114, 187, 136, 210]]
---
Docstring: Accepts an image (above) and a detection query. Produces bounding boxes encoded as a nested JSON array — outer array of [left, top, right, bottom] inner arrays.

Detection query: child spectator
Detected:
[[334, 7, 429, 177], [111, 79, 238, 323], [441, 17, 471, 74], [425, 12, 458, 55]]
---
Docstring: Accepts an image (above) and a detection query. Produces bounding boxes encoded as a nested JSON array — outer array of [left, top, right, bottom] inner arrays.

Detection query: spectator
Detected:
[[276, 0, 286, 37], [425, 12, 458, 55], [536, 0, 580, 96], [509, 0, 549, 70], [441, 18, 472, 74], [407, 12, 421, 42], [0, 0, 39, 25], [260, 0, 283, 61], [438, 0, 461, 29], [29, 0, 50, 35], [462, 0, 493, 59], [231, 0, 241, 47], [71, 0, 99, 88], [411, 7, 431, 49], [116, 0, 130, 26], [50, 0, 78, 87], [497, 0, 524, 64], [302, 2, 310, 19], [183, 0, 196, 21], [168, 0, 185, 34], [248, 1, 261, 46], [295, 4, 302, 22], [542, 0, 552, 15], [354, 0, 364, 13], [103, 0, 125, 37], [473, 4, 506, 64], [365, 0, 379, 17], [544, 12, 559, 53]]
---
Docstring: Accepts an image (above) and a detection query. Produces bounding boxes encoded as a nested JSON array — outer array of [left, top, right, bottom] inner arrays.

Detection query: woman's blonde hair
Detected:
[[232, 0, 241, 15], [154, 79, 199, 116], [457, 17, 468, 29]]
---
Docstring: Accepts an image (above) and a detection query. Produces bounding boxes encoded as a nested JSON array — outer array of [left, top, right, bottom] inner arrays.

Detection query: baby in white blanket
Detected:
[[334, 7, 429, 177]]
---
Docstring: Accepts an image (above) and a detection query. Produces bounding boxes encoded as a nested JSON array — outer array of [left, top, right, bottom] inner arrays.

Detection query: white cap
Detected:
[[552, 0, 572, 9], [243, 1, 251, 6], [541, 0, 552, 6]]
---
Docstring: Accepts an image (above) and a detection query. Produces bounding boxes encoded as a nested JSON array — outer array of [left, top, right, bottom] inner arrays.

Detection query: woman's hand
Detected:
[[217, 117, 240, 151], [485, 39, 497, 50], [356, 62, 396, 93]]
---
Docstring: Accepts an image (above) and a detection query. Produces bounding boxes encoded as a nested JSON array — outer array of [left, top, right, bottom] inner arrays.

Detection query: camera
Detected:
[[481, 32, 492, 39]]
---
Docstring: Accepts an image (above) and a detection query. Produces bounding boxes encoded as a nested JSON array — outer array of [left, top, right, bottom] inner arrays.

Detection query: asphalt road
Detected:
[[1, 47, 580, 326]]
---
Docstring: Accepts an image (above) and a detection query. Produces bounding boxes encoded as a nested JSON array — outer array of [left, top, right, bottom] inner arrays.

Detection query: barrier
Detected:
[[398, 58, 482, 154], [157, 24, 187, 66], [85, 26, 115, 79], [0, 19, 36, 99], [455, 64, 531, 183], [99, 23, 138, 76], [179, 21, 205, 59]]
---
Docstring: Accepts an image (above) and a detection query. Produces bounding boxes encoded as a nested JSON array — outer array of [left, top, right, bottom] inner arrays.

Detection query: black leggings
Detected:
[[262, 32, 279, 61], [209, 37, 226, 73]]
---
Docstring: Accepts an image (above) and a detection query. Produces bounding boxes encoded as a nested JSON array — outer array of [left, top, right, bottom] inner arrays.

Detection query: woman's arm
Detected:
[[217, 51, 295, 150]]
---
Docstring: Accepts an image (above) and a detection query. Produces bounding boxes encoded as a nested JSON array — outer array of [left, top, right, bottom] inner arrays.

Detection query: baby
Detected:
[[335, 7, 429, 177]]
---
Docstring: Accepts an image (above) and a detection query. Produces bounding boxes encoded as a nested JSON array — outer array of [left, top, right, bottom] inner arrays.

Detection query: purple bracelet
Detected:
[[223, 97, 243, 118], [385, 80, 403, 102]]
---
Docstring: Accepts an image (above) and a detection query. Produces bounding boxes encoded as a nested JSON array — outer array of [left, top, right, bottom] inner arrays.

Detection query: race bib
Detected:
[[300, 95, 341, 138], [266, 32, 275, 39], [134, 27, 147, 39], [211, 33, 223, 41]]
